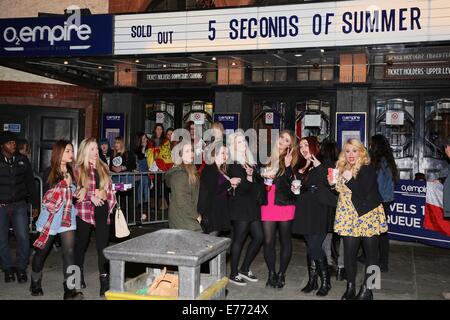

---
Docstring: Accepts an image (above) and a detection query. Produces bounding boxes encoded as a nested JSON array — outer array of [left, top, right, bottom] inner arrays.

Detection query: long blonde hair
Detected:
[[177, 142, 199, 186], [336, 139, 370, 178], [113, 136, 127, 157], [75, 137, 111, 190], [227, 131, 256, 166], [268, 130, 298, 177]]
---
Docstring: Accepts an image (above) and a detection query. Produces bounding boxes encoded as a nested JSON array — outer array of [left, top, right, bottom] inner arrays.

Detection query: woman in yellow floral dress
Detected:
[[330, 139, 387, 300]]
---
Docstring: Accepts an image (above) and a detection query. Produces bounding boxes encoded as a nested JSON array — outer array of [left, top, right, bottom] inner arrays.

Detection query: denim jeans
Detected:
[[136, 175, 151, 205], [0, 200, 30, 271]]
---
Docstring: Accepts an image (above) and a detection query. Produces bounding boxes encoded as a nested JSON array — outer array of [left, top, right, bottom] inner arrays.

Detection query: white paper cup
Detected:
[[292, 180, 301, 194], [328, 168, 339, 185]]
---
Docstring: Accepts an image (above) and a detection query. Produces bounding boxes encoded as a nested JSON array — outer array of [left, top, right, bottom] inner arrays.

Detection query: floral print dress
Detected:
[[334, 177, 388, 237]]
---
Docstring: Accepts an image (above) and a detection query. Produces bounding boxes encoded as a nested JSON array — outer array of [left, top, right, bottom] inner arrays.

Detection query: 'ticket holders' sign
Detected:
[[0, 14, 112, 57], [114, 0, 450, 55]]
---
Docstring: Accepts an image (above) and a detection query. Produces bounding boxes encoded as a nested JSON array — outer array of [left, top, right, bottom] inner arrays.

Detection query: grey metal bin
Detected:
[[103, 229, 231, 300]]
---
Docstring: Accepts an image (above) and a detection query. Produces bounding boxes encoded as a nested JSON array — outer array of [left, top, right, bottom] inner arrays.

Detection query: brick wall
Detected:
[[109, 0, 151, 13], [0, 81, 100, 138]]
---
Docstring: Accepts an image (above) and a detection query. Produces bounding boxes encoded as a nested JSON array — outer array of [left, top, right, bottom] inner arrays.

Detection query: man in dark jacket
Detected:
[[0, 132, 38, 283]]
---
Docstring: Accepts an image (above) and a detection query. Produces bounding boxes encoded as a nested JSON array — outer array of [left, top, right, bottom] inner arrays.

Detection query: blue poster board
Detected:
[[387, 180, 450, 249], [0, 14, 112, 57], [213, 113, 239, 134], [335, 112, 367, 150], [102, 113, 125, 148]]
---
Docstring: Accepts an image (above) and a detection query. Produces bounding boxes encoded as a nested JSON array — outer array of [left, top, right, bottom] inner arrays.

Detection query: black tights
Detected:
[[262, 221, 293, 274], [75, 205, 110, 275], [304, 233, 327, 260], [230, 220, 263, 277], [343, 236, 379, 284], [31, 230, 76, 280]]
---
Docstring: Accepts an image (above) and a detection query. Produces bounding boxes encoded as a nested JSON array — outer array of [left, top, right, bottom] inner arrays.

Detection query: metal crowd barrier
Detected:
[[29, 171, 168, 233], [111, 171, 169, 226]]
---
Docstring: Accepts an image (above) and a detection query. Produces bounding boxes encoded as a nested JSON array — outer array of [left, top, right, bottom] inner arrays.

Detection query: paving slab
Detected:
[[0, 226, 449, 300]]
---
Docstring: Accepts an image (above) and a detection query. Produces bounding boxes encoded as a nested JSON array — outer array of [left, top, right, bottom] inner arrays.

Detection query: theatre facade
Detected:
[[0, 0, 449, 179]]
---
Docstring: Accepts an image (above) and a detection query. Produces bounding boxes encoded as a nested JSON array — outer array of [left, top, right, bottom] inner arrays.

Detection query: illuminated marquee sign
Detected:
[[114, 0, 450, 55]]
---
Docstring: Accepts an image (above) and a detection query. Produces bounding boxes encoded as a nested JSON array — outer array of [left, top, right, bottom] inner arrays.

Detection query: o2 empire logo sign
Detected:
[[3, 22, 92, 52], [0, 7, 112, 57], [3, 8, 90, 52]]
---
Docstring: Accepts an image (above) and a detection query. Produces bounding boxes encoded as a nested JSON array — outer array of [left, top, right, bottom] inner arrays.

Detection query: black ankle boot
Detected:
[[356, 284, 373, 300], [275, 273, 285, 289], [315, 257, 331, 297], [336, 267, 346, 281], [99, 274, 110, 296], [266, 271, 278, 288], [341, 282, 356, 300], [63, 281, 84, 300], [301, 255, 318, 293], [30, 278, 43, 296]]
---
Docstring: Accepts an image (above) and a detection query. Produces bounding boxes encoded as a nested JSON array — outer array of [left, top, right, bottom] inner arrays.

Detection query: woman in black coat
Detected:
[[226, 132, 263, 286], [197, 142, 233, 235], [292, 137, 337, 297], [258, 130, 298, 289]]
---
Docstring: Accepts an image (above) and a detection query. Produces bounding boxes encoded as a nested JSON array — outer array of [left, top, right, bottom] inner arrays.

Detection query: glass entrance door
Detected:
[[295, 99, 331, 140], [422, 98, 450, 179], [371, 95, 449, 181], [371, 97, 417, 180]]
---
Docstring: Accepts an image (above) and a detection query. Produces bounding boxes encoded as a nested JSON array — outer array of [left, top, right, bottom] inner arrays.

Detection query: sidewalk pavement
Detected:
[[0, 224, 449, 300]]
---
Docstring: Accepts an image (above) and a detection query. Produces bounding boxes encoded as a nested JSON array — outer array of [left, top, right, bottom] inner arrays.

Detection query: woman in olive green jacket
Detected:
[[165, 142, 202, 232]]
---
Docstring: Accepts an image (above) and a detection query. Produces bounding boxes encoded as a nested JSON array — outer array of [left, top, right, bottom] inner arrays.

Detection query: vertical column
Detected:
[[209, 252, 226, 280], [109, 260, 125, 292], [178, 265, 201, 299]]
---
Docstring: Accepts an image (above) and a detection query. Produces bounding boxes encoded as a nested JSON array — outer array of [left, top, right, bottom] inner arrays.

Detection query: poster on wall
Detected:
[[102, 113, 125, 148], [3, 123, 21, 133], [213, 113, 239, 135], [191, 112, 205, 124], [387, 180, 450, 249], [335, 112, 367, 150]]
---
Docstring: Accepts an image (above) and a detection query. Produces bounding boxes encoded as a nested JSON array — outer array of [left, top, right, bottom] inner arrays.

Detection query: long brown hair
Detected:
[[76, 137, 111, 190], [47, 140, 74, 187], [177, 142, 199, 186], [212, 141, 228, 175], [268, 130, 299, 176]]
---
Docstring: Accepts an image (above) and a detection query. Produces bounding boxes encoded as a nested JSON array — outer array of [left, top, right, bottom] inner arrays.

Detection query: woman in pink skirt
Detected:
[[259, 130, 298, 288]]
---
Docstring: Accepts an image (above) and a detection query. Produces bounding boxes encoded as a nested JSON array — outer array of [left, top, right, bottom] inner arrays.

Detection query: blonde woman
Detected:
[[111, 136, 136, 185], [74, 138, 117, 297], [165, 142, 202, 231], [331, 139, 387, 300], [226, 132, 263, 286], [260, 130, 298, 289]]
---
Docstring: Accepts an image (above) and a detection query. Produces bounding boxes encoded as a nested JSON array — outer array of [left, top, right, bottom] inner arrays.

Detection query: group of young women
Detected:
[[31, 138, 117, 299], [167, 124, 397, 300]]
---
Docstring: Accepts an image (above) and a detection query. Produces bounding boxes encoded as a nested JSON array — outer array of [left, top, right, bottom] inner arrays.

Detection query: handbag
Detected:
[[114, 206, 130, 238], [147, 267, 179, 297]]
